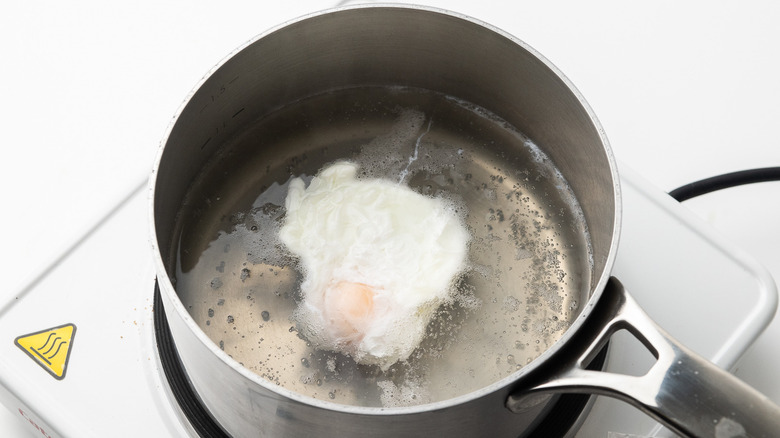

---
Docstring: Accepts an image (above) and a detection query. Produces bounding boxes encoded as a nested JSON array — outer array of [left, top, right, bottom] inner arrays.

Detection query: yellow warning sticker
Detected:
[[15, 323, 76, 380]]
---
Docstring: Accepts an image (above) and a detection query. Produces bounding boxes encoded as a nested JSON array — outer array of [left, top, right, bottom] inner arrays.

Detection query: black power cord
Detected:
[[669, 167, 780, 202]]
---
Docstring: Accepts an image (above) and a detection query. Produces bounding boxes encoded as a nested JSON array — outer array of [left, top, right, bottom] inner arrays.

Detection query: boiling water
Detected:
[[173, 87, 592, 408]]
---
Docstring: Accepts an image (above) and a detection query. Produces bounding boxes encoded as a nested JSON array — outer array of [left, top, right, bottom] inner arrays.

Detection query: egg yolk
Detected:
[[324, 281, 377, 345]]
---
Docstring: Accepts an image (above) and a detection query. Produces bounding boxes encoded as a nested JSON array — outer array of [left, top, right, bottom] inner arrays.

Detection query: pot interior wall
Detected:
[[153, 6, 616, 280]]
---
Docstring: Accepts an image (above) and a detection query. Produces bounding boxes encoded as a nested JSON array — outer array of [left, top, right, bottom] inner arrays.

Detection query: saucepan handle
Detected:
[[506, 277, 780, 438]]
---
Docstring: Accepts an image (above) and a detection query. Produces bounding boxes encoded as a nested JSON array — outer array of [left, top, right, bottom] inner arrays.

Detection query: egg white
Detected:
[[279, 161, 469, 370]]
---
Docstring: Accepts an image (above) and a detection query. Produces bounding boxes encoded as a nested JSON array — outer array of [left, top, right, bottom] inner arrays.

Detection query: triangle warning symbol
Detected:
[[15, 323, 76, 380]]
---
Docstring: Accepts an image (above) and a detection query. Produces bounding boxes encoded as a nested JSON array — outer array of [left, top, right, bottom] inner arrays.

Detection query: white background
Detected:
[[1, 1, 779, 436]]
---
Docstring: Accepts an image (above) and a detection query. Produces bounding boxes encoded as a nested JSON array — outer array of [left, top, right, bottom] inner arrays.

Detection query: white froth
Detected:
[[377, 379, 430, 407], [279, 161, 470, 370]]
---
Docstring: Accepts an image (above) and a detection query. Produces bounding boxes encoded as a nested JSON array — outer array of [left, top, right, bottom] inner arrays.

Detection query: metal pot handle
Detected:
[[506, 277, 780, 438]]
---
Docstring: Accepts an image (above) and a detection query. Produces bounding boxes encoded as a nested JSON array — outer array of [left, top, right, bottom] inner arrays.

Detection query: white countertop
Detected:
[[1, 1, 778, 436]]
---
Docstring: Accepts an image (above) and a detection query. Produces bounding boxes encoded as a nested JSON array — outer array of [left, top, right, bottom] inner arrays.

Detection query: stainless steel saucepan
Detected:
[[150, 4, 780, 437]]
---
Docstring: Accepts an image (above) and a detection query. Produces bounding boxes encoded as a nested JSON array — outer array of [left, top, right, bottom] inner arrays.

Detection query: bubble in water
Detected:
[[227, 315, 234, 324], [503, 296, 520, 312], [377, 377, 430, 407], [515, 248, 532, 260]]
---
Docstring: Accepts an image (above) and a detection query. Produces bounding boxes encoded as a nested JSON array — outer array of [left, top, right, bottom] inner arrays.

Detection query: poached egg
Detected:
[[279, 161, 469, 370]]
